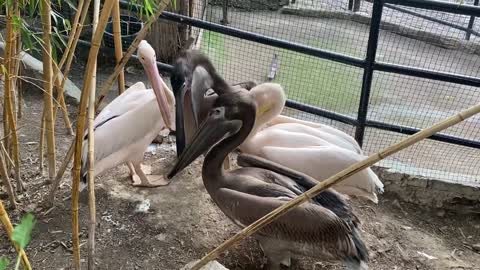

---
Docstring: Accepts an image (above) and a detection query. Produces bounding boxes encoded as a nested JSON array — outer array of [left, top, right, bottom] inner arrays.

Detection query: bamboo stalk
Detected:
[[95, 0, 173, 110], [4, 5, 24, 192], [41, 0, 56, 184], [0, 200, 31, 269], [188, 102, 480, 270], [0, 142, 17, 208], [11, 14, 20, 124], [3, 105, 10, 174], [39, 112, 46, 176], [71, 1, 117, 268], [87, 0, 100, 268], [112, 1, 126, 95]]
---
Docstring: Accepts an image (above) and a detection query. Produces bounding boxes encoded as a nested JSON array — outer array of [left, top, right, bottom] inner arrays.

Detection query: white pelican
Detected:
[[79, 40, 174, 191]]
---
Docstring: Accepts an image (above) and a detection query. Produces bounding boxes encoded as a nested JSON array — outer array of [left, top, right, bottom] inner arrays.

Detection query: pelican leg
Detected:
[[258, 237, 291, 270], [127, 162, 142, 185], [131, 162, 170, 187]]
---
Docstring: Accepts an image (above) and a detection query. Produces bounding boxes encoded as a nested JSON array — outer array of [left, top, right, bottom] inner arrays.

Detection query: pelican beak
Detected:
[[144, 59, 174, 130], [190, 66, 214, 128], [167, 106, 241, 179]]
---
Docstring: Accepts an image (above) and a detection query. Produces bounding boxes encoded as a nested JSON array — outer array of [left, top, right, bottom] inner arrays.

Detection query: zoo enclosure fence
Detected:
[[119, 0, 480, 187]]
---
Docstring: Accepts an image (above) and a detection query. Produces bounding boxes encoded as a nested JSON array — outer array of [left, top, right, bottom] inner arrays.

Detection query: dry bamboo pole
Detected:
[[39, 110, 46, 176], [0, 142, 17, 208], [0, 200, 31, 269], [188, 101, 480, 270], [41, 0, 56, 184], [4, 4, 24, 192], [95, 0, 173, 109], [87, 0, 100, 268], [11, 12, 20, 123], [71, 1, 116, 268], [112, 1, 126, 95], [3, 102, 10, 174]]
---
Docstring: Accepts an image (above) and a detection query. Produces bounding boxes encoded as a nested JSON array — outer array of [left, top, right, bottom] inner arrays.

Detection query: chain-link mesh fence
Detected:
[[171, 0, 480, 186]]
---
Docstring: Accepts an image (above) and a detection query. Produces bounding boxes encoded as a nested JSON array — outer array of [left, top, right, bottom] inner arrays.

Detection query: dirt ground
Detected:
[[0, 63, 479, 270]]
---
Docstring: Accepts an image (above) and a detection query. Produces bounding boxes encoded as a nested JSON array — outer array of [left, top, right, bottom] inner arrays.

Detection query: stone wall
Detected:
[[372, 166, 480, 214]]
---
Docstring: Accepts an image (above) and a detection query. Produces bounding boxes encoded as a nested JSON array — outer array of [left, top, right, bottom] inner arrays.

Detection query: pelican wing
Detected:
[[265, 115, 362, 154], [216, 186, 364, 260], [94, 82, 152, 127], [260, 145, 384, 203]]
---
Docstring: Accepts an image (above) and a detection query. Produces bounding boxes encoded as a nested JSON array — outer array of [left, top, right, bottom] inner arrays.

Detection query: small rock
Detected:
[[436, 209, 446, 217], [134, 199, 151, 213], [472, 243, 480, 252], [181, 260, 229, 270], [155, 233, 167, 242]]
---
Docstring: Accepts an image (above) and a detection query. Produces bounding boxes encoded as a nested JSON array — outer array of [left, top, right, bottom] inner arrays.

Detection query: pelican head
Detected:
[[253, 83, 286, 127], [168, 90, 256, 178], [137, 40, 173, 130]]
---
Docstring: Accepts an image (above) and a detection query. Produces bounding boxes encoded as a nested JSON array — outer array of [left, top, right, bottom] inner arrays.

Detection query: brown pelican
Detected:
[[78, 40, 174, 191], [167, 88, 369, 270], [172, 50, 383, 203]]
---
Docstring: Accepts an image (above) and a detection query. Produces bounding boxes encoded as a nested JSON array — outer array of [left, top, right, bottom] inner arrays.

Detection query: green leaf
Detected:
[[11, 213, 36, 250], [0, 257, 9, 270]]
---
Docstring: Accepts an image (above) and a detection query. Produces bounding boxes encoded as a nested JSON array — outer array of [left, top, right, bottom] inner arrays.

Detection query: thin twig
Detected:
[[0, 142, 17, 208]]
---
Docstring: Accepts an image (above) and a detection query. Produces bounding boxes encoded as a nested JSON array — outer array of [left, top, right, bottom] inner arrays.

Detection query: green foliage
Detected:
[[0, 213, 35, 270], [12, 213, 36, 250], [0, 257, 9, 270]]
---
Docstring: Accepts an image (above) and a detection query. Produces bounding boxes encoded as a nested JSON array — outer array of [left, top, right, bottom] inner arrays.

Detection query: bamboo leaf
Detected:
[[11, 213, 36, 250], [0, 257, 9, 270], [63, 0, 77, 10]]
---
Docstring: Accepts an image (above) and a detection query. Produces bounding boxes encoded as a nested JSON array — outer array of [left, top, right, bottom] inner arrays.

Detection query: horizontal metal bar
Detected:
[[285, 100, 359, 125], [374, 62, 480, 87], [386, 0, 480, 16], [118, 1, 365, 67], [366, 120, 480, 149], [384, 2, 480, 37], [158, 11, 367, 68]]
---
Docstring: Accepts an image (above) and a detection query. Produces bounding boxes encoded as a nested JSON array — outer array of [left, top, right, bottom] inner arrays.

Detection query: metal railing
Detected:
[[115, 0, 480, 150]]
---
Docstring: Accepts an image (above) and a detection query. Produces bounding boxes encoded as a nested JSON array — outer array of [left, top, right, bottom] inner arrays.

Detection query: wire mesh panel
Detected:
[[376, 4, 480, 77], [202, 0, 371, 58], [198, 32, 364, 115], [179, 0, 480, 187], [363, 128, 480, 187]]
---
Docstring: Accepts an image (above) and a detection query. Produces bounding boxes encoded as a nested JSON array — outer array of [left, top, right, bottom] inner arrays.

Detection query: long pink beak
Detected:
[[144, 60, 173, 130]]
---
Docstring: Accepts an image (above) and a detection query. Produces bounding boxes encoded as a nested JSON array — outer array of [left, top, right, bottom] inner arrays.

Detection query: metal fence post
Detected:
[[354, 0, 384, 146], [349, 0, 361, 11], [466, 0, 479, 40], [221, 0, 229, 25]]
